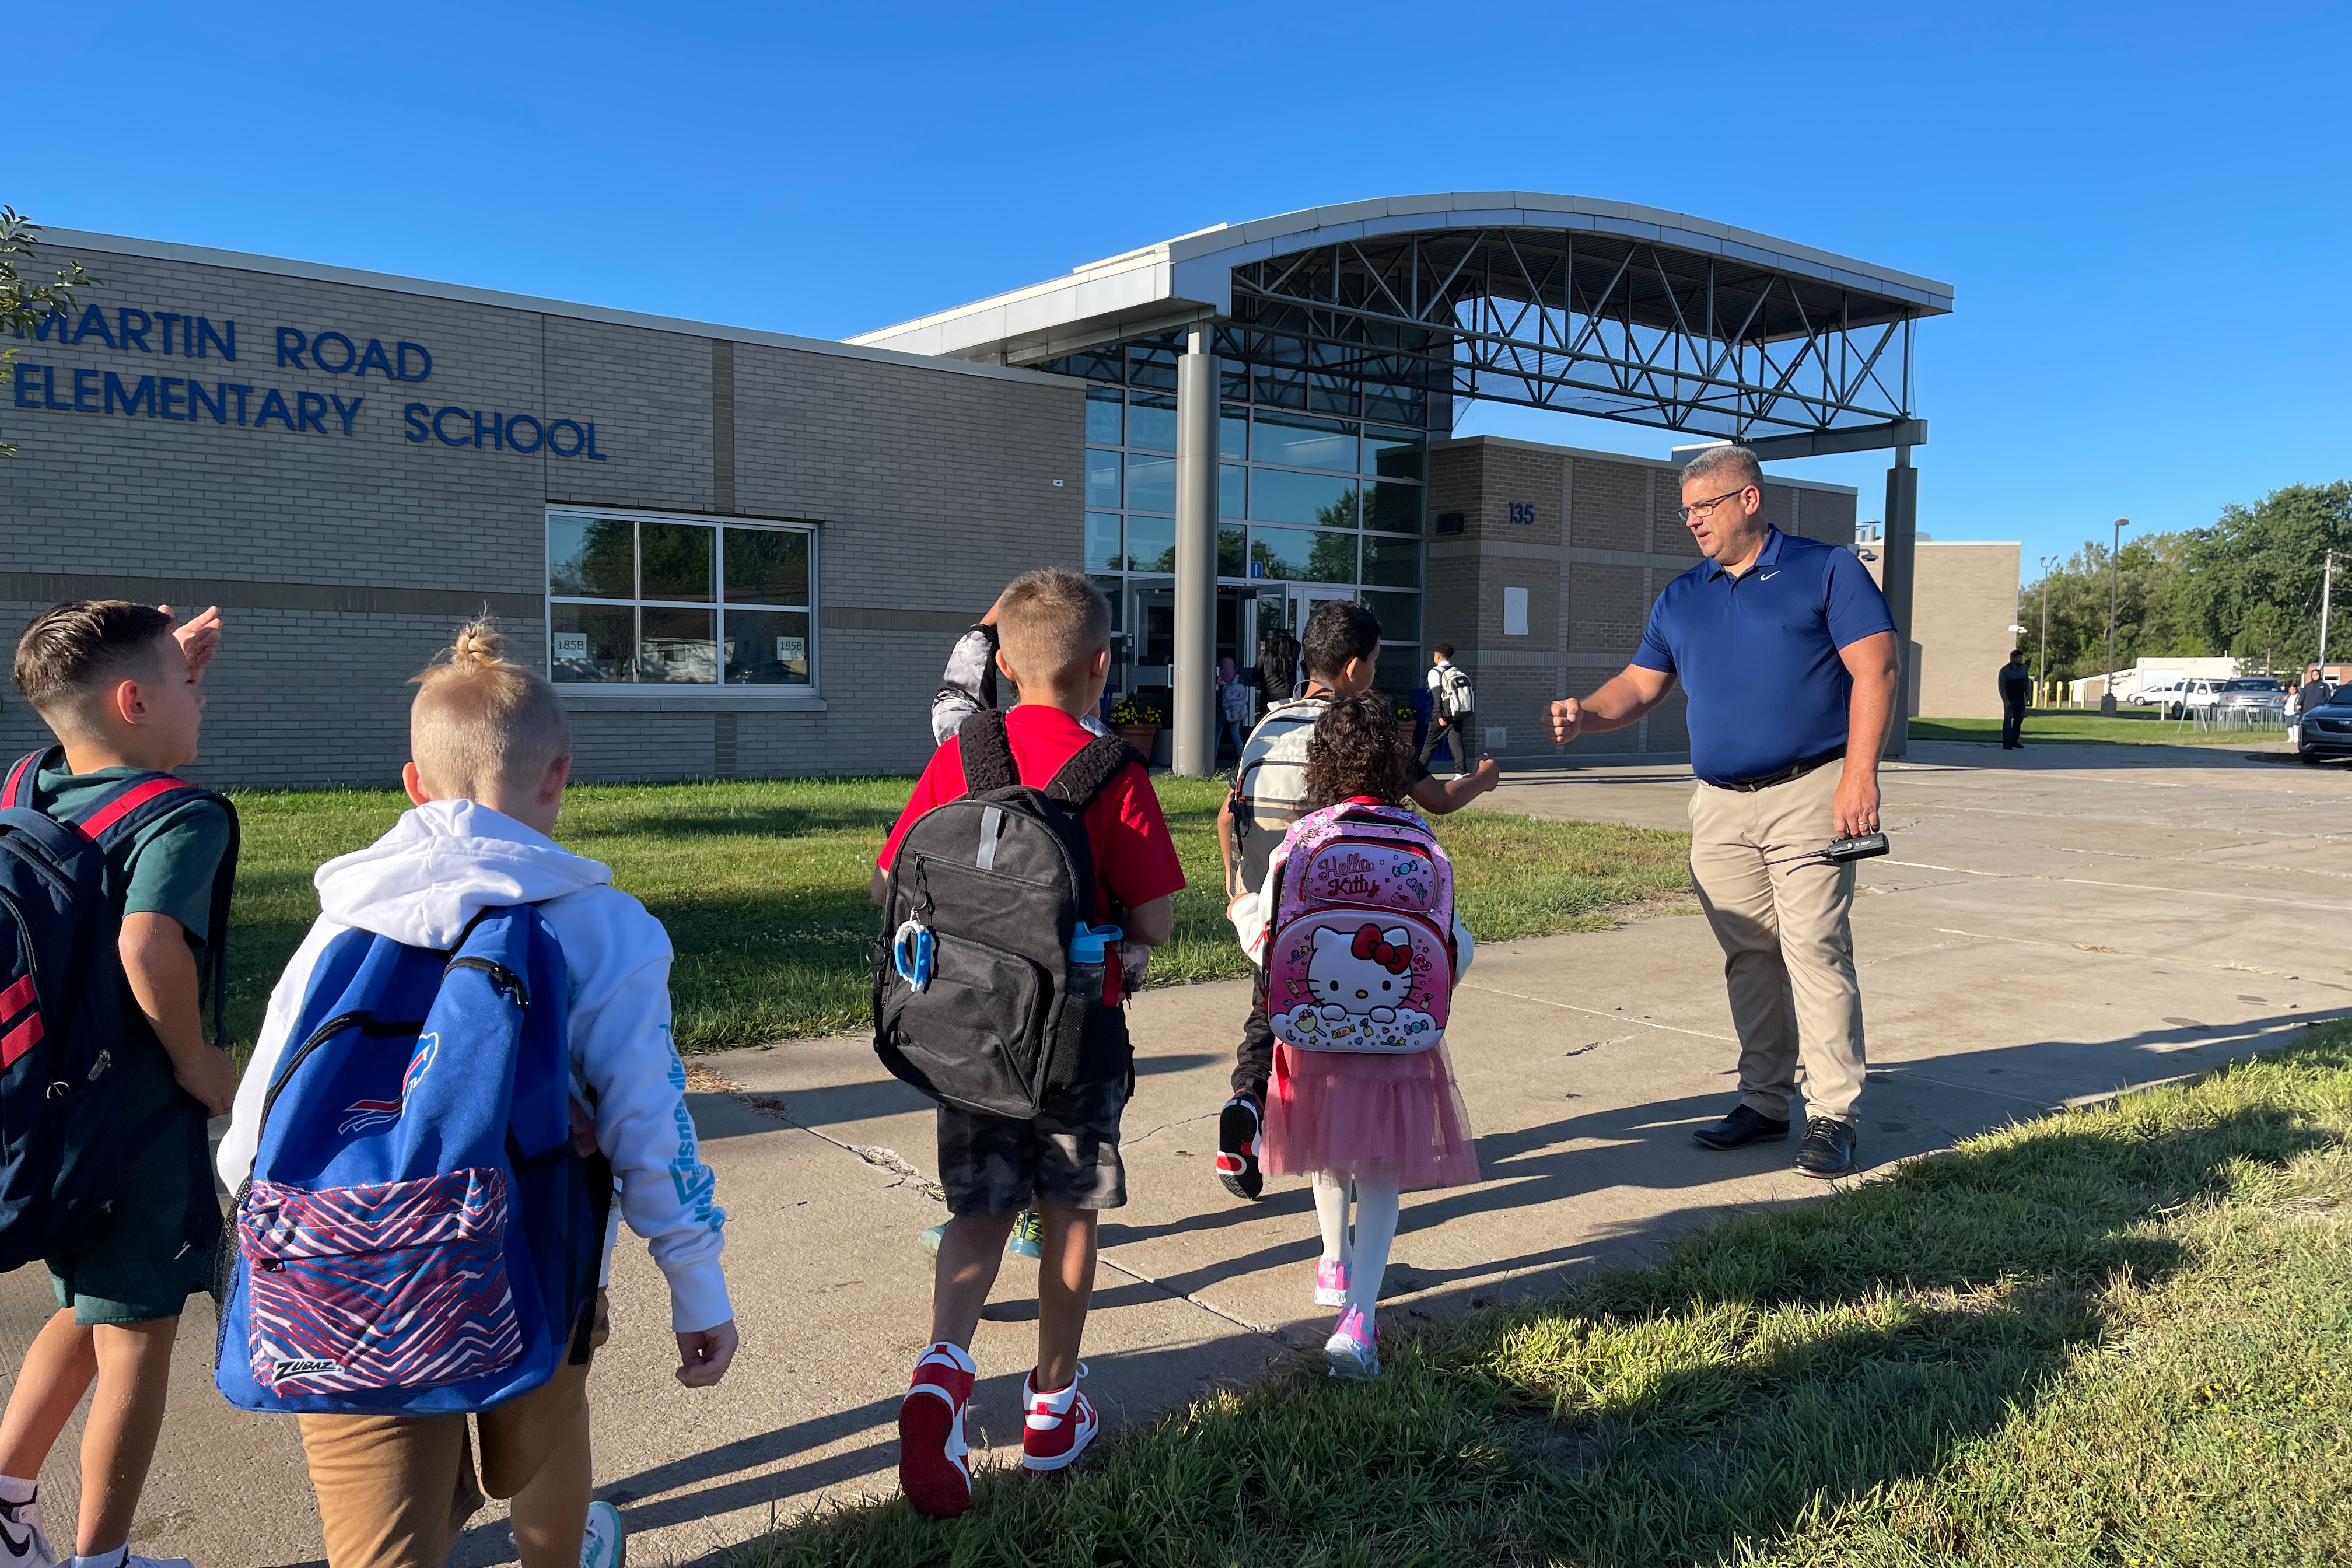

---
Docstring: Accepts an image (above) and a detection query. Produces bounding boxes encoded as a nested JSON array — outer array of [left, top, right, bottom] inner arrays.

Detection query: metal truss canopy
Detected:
[[1230, 226, 1929, 443], [846, 194, 1952, 447]]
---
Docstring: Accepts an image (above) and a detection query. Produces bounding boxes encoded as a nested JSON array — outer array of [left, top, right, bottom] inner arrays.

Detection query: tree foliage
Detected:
[[2023, 482, 2352, 680], [1, 209, 103, 458]]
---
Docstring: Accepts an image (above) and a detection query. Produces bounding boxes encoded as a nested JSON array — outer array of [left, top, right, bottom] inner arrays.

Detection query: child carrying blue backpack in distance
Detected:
[[216, 621, 736, 1568], [1227, 693, 1480, 1379]]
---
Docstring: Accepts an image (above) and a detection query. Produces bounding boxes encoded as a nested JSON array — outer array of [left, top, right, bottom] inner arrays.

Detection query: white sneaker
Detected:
[[580, 1500, 625, 1568], [0, 1496, 51, 1568]]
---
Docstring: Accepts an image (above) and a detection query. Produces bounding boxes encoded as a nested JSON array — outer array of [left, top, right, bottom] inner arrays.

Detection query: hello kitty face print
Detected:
[[1261, 802, 1455, 1054]]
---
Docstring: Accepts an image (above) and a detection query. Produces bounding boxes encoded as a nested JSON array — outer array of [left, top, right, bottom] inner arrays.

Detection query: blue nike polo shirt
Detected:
[[1631, 527, 1896, 787]]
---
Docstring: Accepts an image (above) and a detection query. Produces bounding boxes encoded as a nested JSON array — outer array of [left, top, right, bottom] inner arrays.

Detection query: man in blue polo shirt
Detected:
[[1547, 444, 1899, 1177]]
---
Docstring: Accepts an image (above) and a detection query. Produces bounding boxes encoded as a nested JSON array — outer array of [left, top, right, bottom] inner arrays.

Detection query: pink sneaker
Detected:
[[1020, 1363, 1099, 1472], [1322, 1304, 1380, 1380], [899, 1341, 977, 1517], [1313, 1258, 1351, 1307]]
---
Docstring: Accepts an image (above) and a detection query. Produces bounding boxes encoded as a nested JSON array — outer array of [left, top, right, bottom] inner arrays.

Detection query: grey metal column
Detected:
[[1172, 326, 1219, 776], [1880, 447, 1919, 761]]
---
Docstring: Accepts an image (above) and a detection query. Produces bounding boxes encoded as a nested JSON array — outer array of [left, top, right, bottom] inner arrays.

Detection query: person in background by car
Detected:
[[2297, 671, 2330, 720], [1999, 650, 2031, 750]]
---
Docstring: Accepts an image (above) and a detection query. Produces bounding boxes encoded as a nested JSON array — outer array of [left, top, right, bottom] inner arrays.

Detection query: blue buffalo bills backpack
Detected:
[[215, 904, 612, 1415], [0, 747, 239, 1273]]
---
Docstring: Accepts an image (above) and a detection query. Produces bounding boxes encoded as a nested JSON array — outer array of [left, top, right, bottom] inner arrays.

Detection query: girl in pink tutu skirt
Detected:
[[1227, 693, 1479, 1378]]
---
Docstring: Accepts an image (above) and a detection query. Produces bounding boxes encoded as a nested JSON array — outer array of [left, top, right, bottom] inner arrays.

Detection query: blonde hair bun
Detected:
[[443, 618, 508, 673], [409, 615, 570, 800]]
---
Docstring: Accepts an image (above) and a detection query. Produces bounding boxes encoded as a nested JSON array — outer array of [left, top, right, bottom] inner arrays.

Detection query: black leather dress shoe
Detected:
[[1794, 1118, 1859, 1177], [1692, 1104, 1792, 1150]]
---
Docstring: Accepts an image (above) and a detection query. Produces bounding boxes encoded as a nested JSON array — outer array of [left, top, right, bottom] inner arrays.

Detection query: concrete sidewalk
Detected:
[[8, 737, 2351, 1566]]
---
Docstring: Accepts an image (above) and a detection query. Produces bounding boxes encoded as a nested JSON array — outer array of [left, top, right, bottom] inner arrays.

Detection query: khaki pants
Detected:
[[295, 1294, 607, 1568], [1687, 760, 1867, 1124]]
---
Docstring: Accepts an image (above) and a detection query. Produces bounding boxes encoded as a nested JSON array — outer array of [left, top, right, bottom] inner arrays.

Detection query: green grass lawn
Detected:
[[1913, 712, 2288, 747], [741, 1030, 2352, 1568], [219, 778, 1692, 1054]]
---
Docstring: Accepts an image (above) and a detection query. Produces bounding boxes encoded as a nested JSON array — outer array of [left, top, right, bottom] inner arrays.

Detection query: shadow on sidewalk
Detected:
[[687, 1042, 2344, 1566]]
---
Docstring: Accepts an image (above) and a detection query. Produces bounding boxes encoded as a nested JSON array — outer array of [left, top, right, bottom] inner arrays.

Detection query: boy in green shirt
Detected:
[[0, 601, 235, 1568]]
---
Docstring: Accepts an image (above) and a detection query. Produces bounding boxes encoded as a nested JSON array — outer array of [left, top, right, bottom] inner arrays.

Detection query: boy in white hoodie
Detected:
[[217, 621, 736, 1568]]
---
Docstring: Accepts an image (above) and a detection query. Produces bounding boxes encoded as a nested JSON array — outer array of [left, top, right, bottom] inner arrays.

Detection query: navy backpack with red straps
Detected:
[[0, 747, 237, 1272]]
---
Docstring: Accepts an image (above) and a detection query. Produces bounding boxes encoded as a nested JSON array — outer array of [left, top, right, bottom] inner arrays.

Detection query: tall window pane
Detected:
[[1127, 453, 1177, 514], [1251, 468, 1357, 527], [1249, 526, 1354, 583], [1125, 516, 1176, 573], [725, 608, 811, 685], [1086, 449, 1123, 509], [1086, 387, 1124, 445], [1220, 464, 1244, 520], [1362, 591, 1421, 642], [1368, 481, 1424, 534], [724, 527, 808, 604], [1363, 534, 1422, 587], [1218, 525, 1247, 578], [1252, 411, 1356, 472], [1363, 426, 1425, 480], [639, 607, 717, 682], [1128, 394, 1177, 453], [1220, 405, 1248, 458], [640, 522, 715, 603], [1085, 513, 1123, 573], [551, 603, 632, 682], [548, 515, 634, 598]]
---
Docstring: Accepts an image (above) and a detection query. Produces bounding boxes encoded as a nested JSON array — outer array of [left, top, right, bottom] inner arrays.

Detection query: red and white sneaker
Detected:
[[1019, 1363, 1099, 1472], [899, 1341, 978, 1518]]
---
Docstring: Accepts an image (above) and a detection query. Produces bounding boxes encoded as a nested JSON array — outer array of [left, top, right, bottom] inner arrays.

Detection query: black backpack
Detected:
[[0, 747, 237, 1271], [873, 712, 1137, 1120]]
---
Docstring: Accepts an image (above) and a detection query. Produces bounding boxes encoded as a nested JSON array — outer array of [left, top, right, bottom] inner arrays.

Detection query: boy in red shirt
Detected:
[[873, 569, 1183, 1516]]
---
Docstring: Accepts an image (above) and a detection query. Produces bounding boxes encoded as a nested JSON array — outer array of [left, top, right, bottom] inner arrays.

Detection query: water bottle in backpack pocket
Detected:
[[872, 712, 1138, 1120], [1262, 802, 1458, 1055], [216, 905, 611, 1415]]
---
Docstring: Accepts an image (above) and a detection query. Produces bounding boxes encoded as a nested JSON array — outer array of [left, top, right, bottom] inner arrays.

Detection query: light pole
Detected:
[[2101, 517, 2131, 715], [2320, 547, 2336, 684], [2038, 554, 2053, 708]]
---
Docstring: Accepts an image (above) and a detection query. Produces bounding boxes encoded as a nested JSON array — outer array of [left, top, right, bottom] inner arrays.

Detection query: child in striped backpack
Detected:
[[1228, 693, 1480, 1379], [218, 621, 736, 1568]]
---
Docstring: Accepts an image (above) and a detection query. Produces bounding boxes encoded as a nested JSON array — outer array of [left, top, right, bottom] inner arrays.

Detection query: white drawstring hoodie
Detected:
[[218, 799, 732, 1334]]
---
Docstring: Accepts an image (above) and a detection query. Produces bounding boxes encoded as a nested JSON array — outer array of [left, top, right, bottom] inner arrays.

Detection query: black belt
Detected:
[[1714, 746, 1845, 793]]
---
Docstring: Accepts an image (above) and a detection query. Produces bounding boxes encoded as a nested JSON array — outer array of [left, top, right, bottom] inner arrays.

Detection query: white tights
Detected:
[[1311, 1171, 1401, 1321]]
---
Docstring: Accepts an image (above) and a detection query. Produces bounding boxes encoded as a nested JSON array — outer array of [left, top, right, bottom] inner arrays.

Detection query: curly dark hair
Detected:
[[1304, 691, 1412, 807]]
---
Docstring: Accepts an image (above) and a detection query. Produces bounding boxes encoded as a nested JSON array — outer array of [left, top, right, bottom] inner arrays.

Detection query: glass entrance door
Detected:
[[1243, 586, 1355, 700]]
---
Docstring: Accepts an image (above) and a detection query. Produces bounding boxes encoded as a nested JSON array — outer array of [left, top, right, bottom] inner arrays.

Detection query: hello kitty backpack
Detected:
[[1261, 799, 1456, 1054]]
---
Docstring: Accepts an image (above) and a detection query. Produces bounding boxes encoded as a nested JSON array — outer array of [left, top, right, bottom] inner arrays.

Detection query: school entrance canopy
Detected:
[[852, 194, 1955, 771]]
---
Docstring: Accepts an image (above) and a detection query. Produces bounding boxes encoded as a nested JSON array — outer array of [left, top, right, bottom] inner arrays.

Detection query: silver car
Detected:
[[2212, 676, 2287, 722]]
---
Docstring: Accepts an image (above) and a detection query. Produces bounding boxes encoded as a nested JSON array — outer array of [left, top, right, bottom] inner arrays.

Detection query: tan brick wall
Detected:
[[1423, 435, 1860, 759], [0, 239, 1083, 785]]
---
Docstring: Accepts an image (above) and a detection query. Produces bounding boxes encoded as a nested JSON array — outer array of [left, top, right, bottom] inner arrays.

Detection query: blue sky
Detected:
[[12, 1, 2344, 583]]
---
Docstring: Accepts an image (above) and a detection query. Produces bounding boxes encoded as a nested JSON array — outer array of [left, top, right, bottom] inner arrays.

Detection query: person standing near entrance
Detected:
[[1999, 650, 2032, 749], [1546, 444, 1899, 1179], [1420, 646, 1476, 775]]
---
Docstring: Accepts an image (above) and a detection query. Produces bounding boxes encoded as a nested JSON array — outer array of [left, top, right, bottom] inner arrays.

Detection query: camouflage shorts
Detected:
[[936, 1079, 1130, 1216]]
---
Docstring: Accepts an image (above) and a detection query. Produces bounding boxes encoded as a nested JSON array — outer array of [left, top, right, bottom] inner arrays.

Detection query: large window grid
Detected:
[[1055, 330, 1436, 682], [546, 509, 817, 690]]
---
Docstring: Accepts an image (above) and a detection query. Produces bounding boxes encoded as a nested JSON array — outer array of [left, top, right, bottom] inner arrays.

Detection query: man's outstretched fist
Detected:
[[1547, 696, 1584, 745]]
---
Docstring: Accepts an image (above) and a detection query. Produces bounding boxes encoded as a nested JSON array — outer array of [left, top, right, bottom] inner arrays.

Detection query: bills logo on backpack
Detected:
[[1260, 800, 1456, 1054], [216, 907, 611, 1415], [0, 748, 238, 1272]]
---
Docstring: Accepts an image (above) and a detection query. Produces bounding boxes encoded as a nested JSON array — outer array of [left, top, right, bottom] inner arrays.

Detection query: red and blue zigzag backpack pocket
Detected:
[[239, 1168, 522, 1396]]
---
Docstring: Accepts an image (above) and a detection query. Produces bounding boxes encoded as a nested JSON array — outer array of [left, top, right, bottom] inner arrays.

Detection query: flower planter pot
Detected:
[[1114, 723, 1159, 759]]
